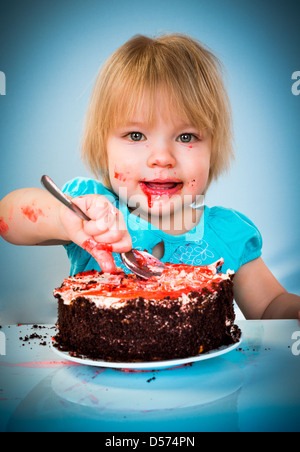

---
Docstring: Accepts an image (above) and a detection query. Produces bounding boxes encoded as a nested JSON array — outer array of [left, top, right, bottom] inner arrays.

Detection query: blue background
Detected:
[[0, 0, 299, 323]]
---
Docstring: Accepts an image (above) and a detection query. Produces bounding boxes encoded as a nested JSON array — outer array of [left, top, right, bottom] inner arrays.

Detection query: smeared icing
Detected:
[[54, 258, 233, 309], [82, 238, 113, 254]]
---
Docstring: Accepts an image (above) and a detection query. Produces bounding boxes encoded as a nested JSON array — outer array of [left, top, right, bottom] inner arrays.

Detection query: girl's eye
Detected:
[[178, 133, 199, 143], [128, 132, 145, 141]]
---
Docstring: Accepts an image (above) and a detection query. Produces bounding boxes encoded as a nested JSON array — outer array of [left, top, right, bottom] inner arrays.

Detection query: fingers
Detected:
[[72, 195, 131, 250], [71, 195, 112, 223], [60, 194, 132, 272], [72, 195, 118, 234], [81, 238, 116, 273], [84, 209, 132, 252], [82, 205, 122, 236]]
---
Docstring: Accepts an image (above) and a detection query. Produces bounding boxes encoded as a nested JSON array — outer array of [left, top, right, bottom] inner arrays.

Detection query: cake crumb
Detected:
[[146, 376, 156, 383]]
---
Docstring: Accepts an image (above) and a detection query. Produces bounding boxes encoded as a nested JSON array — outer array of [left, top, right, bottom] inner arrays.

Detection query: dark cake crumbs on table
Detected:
[[53, 260, 241, 362]]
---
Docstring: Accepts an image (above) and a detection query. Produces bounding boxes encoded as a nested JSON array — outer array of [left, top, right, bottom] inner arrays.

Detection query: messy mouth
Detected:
[[142, 181, 182, 189], [139, 180, 183, 207]]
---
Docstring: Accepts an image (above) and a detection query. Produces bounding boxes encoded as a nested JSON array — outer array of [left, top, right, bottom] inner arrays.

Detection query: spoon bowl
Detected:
[[121, 249, 165, 279]]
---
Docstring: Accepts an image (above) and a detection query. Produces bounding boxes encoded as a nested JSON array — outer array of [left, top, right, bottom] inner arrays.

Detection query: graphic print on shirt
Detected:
[[113, 235, 216, 272], [169, 239, 215, 266]]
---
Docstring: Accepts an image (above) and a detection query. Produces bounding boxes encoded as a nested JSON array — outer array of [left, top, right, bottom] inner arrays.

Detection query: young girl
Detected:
[[1, 34, 299, 319]]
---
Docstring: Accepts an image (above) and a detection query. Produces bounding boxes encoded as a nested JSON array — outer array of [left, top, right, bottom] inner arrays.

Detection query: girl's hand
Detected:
[[60, 194, 132, 272], [234, 257, 300, 319]]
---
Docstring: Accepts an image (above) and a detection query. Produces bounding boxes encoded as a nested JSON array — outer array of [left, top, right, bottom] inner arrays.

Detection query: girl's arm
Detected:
[[233, 257, 300, 319], [0, 188, 70, 245], [0, 188, 132, 272]]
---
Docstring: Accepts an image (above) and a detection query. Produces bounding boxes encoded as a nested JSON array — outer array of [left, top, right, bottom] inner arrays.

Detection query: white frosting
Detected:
[[54, 260, 232, 310]]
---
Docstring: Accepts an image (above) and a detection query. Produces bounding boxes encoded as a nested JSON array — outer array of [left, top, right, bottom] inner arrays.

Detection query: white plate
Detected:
[[50, 335, 243, 370]]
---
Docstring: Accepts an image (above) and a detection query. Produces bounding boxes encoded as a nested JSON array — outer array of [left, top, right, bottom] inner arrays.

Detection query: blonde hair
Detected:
[[82, 33, 234, 190]]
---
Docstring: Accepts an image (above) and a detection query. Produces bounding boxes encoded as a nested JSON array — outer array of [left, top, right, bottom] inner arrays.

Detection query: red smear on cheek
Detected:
[[21, 206, 45, 223], [0, 218, 9, 236], [114, 171, 127, 182]]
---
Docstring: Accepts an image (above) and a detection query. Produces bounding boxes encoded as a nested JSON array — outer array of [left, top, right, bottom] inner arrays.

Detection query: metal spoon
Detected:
[[120, 248, 165, 279], [41, 175, 166, 279]]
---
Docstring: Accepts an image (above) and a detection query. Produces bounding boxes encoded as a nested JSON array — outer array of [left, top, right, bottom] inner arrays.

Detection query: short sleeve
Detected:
[[62, 177, 117, 205], [206, 207, 263, 272], [235, 210, 263, 266]]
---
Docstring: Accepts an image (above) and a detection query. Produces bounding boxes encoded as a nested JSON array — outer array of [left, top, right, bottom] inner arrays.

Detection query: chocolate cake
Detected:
[[53, 258, 241, 362]]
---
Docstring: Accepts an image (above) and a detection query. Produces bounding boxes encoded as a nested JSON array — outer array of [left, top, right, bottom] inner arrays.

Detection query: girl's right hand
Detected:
[[59, 194, 132, 272]]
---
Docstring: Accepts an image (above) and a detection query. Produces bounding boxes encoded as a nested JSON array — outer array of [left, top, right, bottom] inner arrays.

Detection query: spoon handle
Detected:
[[41, 175, 91, 222]]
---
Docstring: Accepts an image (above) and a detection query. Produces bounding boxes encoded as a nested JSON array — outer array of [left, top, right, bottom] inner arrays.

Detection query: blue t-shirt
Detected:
[[62, 177, 263, 276]]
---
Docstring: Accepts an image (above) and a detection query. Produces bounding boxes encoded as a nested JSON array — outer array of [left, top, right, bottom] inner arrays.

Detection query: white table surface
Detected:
[[0, 320, 299, 432]]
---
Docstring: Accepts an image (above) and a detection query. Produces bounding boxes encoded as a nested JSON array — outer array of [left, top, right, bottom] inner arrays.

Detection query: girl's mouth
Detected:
[[139, 180, 183, 207]]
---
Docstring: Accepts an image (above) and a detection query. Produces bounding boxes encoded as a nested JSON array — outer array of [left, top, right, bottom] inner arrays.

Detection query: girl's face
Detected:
[[107, 90, 211, 233]]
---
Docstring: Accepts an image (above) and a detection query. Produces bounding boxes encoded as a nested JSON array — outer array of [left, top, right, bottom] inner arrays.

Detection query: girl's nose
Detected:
[[147, 144, 176, 169]]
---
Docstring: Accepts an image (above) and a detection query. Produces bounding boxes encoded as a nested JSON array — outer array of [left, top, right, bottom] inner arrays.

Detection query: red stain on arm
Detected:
[[0, 218, 9, 236], [21, 205, 45, 223]]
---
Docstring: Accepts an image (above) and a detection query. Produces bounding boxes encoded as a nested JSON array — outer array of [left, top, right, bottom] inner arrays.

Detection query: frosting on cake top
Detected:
[[54, 258, 233, 307]]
